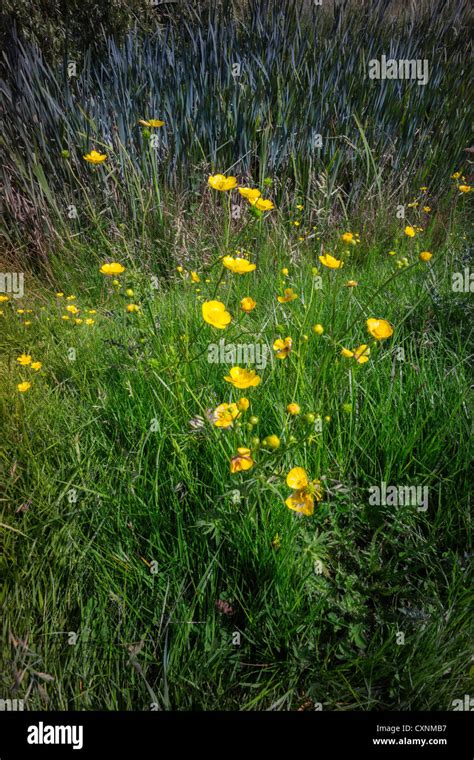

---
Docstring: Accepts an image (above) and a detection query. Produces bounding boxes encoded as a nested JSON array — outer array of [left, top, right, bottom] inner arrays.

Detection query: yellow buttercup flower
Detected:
[[423, 206, 431, 213], [286, 467, 309, 490], [367, 318, 394, 340], [237, 397, 250, 411], [208, 174, 238, 191], [281, 267, 289, 276], [224, 366, 261, 389], [100, 262, 125, 276], [345, 280, 358, 287], [273, 336, 293, 359], [341, 232, 359, 245], [74, 318, 83, 324], [419, 251, 432, 262], [17, 381, 31, 393], [249, 197, 274, 211], [127, 304, 140, 313], [240, 297, 257, 312], [31, 361, 42, 371], [341, 344, 370, 364], [230, 447, 254, 473], [56, 292, 64, 297], [0, 295, 9, 302], [238, 187, 261, 201], [222, 256, 256, 274], [404, 226, 416, 237], [212, 403, 240, 428], [458, 185, 471, 193], [202, 300, 232, 329], [285, 467, 323, 516], [313, 323, 324, 335], [66, 305, 79, 314], [277, 288, 298, 303], [66, 295, 76, 301], [287, 403, 300, 415], [17, 353, 32, 366], [319, 253, 343, 269], [85, 319, 95, 326], [451, 172, 461, 179], [191, 271, 200, 283], [83, 150, 107, 164], [138, 119, 164, 128]]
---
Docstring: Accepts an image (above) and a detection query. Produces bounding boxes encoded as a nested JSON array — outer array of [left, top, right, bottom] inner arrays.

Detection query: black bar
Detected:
[[0, 711, 471, 757]]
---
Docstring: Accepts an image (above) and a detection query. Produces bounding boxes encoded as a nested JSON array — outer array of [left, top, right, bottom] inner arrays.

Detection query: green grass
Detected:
[[1, 195, 472, 710], [1, 0, 472, 713]]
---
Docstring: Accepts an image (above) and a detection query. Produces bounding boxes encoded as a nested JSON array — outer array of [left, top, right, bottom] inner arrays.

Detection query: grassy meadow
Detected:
[[0, 0, 473, 711]]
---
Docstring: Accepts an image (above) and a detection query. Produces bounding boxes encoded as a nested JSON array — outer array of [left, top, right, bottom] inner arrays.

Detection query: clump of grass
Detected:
[[1, 180, 472, 708]]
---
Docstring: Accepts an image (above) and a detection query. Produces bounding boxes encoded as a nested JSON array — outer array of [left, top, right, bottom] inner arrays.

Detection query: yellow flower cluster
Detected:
[[208, 174, 275, 212], [16, 353, 42, 393]]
